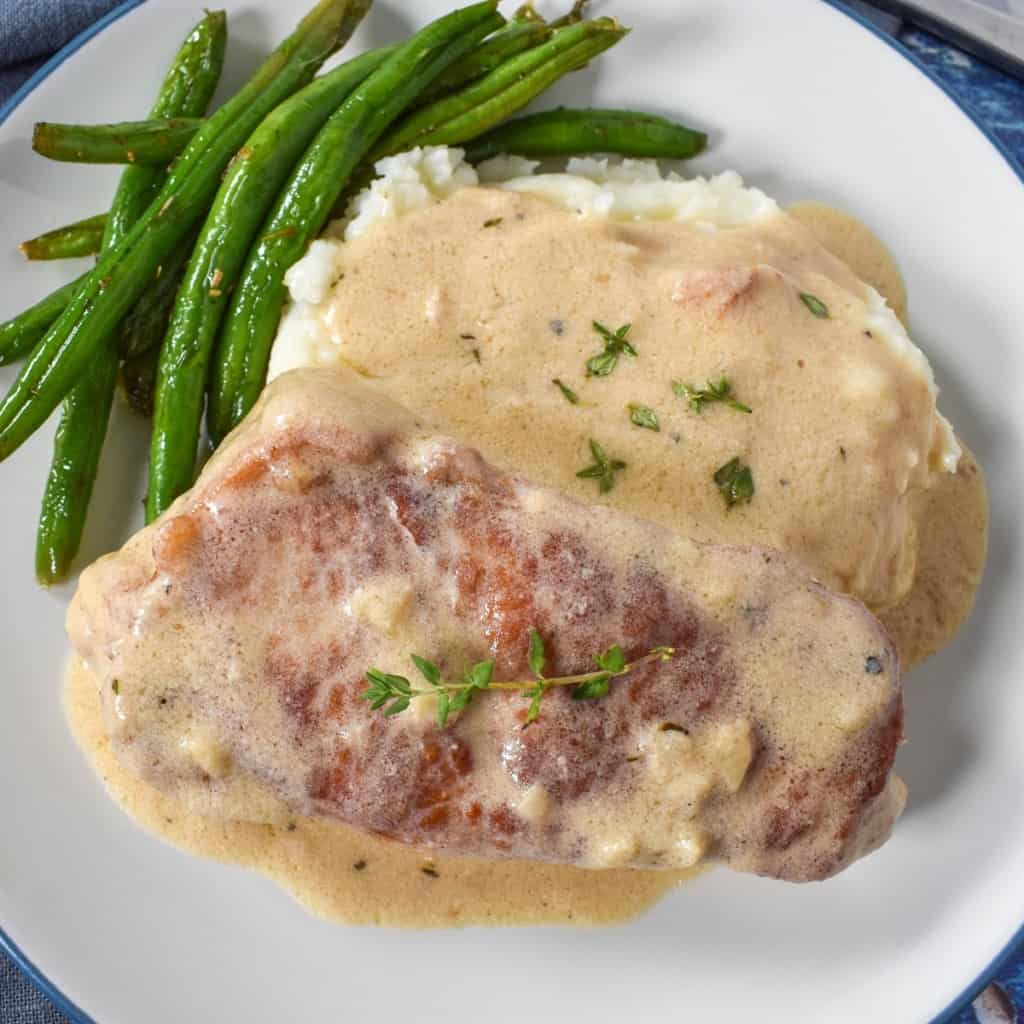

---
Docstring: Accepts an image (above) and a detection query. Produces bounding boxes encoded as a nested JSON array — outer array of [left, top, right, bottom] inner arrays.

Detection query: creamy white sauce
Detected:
[[270, 147, 958, 481], [265, 148, 960, 615]]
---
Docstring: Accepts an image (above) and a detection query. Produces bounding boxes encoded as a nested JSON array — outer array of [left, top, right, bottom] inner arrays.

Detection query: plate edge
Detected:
[[817, 9, 1024, 1023]]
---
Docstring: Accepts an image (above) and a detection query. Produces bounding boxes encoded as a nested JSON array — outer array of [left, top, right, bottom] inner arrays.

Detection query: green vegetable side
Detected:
[[0, 0, 714, 582]]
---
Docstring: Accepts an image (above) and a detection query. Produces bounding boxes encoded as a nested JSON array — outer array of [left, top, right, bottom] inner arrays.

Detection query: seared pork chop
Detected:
[[69, 368, 904, 881]]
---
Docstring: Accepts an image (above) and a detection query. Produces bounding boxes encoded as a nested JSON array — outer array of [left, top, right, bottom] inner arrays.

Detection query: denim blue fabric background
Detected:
[[1, 1, 1022, 1021]]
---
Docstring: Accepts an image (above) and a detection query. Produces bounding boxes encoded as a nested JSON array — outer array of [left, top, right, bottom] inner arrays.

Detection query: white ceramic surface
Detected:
[[1, 2, 1022, 1021]]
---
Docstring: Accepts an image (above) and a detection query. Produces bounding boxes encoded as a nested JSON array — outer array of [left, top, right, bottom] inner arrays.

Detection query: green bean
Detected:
[[324, 15, 626, 213], [0, 273, 87, 366], [208, 1, 503, 444], [54, 23, 541, 171], [34, 349, 119, 583], [32, 117, 203, 165], [120, 345, 161, 417], [0, 0, 369, 464], [33, 22, 546, 171], [325, 22, 624, 220], [19, 214, 108, 261], [119, 234, 196, 359], [146, 46, 393, 521], [0, 236, 192, 363], [371, 18, 628, 158], [35, 10, 228, 584], [419, 20, 550, 103], [463, 107, 707, 163], [104, 15, 230, 251]]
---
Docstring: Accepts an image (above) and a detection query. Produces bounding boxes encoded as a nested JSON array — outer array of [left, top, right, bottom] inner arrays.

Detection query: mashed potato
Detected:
[[268, 145, 968, 633]]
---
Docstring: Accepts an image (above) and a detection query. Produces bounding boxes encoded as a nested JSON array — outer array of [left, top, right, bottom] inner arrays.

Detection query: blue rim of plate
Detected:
[[0, 1, 1021, 1021]]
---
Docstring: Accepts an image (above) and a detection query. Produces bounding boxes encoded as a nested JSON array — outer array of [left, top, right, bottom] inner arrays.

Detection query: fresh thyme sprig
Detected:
[[362, 629, 676, 729], [586, 321, 636, 377], [672, 376, 752, 415], [576, 438, 627, 493]]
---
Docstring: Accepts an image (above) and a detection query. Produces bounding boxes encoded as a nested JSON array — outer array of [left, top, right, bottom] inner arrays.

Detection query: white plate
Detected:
[[2, 2, 1023, 1021]]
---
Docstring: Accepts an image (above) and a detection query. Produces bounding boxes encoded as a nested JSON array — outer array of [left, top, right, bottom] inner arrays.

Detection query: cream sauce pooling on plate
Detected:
[[68, 368, 903, 881], [788, 201, 909, 327], [271, 182, 954, 613], [65, 657, 698, 927], [785, 202, 988, 666]]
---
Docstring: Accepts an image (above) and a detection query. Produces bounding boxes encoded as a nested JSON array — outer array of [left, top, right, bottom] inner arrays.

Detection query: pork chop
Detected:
[[68, 368, 905, 881]]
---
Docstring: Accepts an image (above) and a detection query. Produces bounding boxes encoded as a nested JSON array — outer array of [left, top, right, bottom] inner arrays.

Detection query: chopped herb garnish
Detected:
[[522, 627, 548, 725], [361, 631, 676, 728], [552, 378, 579, 404], [586, 321, 636, 377], [714, 457, 755, 507], [471, 347, 481, 364], [482, 217, 503, 228], [799, 292, 829, 318], [672, 376, 751, 414], [628, 403, 660, 431], [576, 438, 627, 493], [111, 679, 120, 695]]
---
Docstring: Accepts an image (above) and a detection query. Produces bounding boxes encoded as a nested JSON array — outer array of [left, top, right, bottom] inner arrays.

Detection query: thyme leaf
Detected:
[[411, 654, 441, 687], [799, 292, 829, 318], [552, 378, 580, 404], [672, 376, 751, 415], [576, 438, 627, 493], [586, 321, 636, 377], [714, 456, 755, 508], [628, 403, 660, 431], [528, 627, 546, 678]]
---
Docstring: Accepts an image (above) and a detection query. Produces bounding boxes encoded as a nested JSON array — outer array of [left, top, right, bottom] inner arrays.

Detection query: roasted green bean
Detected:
[[0, 273, 87, 366], [371, 18, 627, 158], [119, 234, 197, 360], [146, 45, 394, 521], [208, 1, 503, 445], [36, 10, 227, 583], [0, 0, 369, 463], [34, 351, 119, 583], [19, 213, 108, 261], [462, 107, 707, 163], [32, 117, 203, 165], [120, 345, 161, 417], [419, 19, 550, 103]]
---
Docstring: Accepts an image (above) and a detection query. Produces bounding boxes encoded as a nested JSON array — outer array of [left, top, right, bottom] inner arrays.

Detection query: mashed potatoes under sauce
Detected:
[[270, 148, 959, 616]]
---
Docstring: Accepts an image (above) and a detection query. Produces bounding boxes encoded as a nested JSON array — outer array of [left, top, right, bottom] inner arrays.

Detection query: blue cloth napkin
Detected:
[[1, 2, 1023, 1023], [0, 0, 122, 107]]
